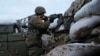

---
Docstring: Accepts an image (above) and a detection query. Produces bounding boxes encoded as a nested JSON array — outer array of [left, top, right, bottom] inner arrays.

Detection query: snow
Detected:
[[57, 24, 65, 31], [48, 18, 58, 29], [48, 18, 65, 31]]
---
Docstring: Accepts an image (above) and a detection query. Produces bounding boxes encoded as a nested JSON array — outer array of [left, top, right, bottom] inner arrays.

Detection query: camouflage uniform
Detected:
[[64, 0, 91, 31], [25, 6, 51, 56]]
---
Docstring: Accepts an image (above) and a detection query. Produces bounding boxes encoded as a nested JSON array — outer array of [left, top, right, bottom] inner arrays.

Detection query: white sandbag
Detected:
[[42, 34, 52, 46], [46, 43, 100, 56], [69, 16, 100, 39], [74, 0, 100, 21]]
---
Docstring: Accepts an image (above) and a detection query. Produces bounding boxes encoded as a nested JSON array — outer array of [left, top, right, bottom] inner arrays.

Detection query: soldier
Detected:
[[25, 6, 55, 56], [64, 0, 91, 32]]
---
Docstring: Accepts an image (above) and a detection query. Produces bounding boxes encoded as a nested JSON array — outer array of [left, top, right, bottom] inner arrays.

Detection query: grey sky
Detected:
[[0, 0, 74, 23]]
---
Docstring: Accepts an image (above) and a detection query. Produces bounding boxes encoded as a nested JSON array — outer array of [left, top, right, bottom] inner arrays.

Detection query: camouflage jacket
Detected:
[[28, 14, 50, 34]]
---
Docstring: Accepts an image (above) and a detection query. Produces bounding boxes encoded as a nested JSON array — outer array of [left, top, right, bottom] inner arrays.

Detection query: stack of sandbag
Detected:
[[46, 43, 100, 56]]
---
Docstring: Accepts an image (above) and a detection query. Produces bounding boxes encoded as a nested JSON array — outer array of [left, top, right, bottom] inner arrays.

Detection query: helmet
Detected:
[[35, 6, 46, 14]]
